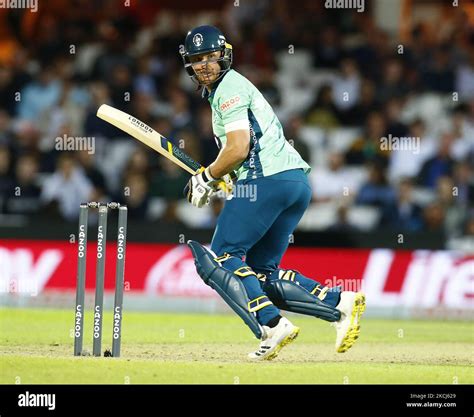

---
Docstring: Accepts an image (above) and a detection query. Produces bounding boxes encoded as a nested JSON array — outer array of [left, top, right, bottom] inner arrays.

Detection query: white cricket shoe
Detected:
[[248, 317, 300, 361], [333, 291, 366, 353]]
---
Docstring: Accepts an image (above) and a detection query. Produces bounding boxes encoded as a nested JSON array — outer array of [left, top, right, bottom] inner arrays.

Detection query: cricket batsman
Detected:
[[181, 25, 366, 360]]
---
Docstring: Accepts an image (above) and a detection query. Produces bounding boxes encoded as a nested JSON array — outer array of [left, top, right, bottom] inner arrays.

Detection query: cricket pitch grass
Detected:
[[1, 308, 472, 384]]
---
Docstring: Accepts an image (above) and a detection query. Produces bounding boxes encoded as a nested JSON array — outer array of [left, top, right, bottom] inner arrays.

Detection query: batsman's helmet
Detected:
[[180, 25, 233, 86]]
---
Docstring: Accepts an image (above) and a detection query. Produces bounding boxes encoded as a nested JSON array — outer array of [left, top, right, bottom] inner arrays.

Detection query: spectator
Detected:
[[12, 120, 41, 158], [311, 152, 362, 202], [436, 176, 466, 236], [91, 22, 135, 84], [41, 153, 93, 221], [0, 110, 13, 145], [160, 199, 186, 226], [342, 79, 378, 126], [422, 201, 446, 233], [0, 50, 32, 116], [284, 115, 311, 165], [453, 160, 474, 208], [305, 84, 341, 129], [353, 28, 393, 80], [43, 80, 88, 140], [313, 26, 343, 69], [4, 154, 41, 215], [150, 158, 188, 201], [76, 149, 108, 198], [355, 162, 396, 208], [108, 64, 134, 111], [175, 129, 202, 165], [0, 66, 17, 116], [332, 58, 361, 112], [448, 215, 474, 253], [384, 97, 409, 138], [168, 88, 193, 131], [17, 66, 61, 121], [130, 91, 155, 125], [451, 103, 474, 161], [252, 67, 281, 108], [379, 177, 423, 231], [150, 116, 173, 142], [388, 118, 437, 182], [418, 132, 455, 188], [34, 15, 66, 63], [327, 205, 359, 232], [455, 49, 474, 100], [345, 111, 390, 166], [119, 172, 150, 219], [196, 105, 219, 167], [377, 58, 409, 102], [133, 55, 158, 97], [84, 81, 123, 138], [241, 25, 274, 69], [421, 45, 455, 93], [123, 148, 151, 180], [0, 145, 14, 211]]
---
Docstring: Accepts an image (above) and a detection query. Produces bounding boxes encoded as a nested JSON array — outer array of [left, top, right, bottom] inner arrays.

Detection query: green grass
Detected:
[[0, 308, 472, 384]]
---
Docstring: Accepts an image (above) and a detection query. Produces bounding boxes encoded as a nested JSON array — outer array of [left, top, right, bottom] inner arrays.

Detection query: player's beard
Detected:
[[195, 63, 219, 86]]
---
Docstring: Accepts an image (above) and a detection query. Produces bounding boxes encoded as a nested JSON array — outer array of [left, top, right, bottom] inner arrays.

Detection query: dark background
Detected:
[[0, 0, 472, 249]]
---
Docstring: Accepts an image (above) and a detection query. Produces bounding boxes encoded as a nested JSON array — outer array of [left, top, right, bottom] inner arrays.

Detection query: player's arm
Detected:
[[186, 88, 250, 207], [208, 129, 249, 178], [185, 129, 250, 207], [185, 129, 249, 207]]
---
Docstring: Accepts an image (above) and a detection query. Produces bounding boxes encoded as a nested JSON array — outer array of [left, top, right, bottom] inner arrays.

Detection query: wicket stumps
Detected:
[[74, 202, 128, 357]]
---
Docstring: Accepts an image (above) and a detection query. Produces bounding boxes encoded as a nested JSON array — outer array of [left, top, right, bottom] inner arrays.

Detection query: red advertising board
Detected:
[[0, 240, 472, 309]]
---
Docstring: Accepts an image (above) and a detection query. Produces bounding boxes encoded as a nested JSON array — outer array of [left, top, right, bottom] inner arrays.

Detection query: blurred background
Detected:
[[0, 0, 473, 317]]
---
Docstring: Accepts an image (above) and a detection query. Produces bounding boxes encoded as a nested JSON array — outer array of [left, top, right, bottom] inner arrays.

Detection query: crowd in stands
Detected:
[[0, 0, 472, 249]]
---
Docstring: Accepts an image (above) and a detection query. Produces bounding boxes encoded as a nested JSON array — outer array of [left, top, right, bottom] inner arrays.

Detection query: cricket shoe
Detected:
[[332, 291, 366, 353], [248, 317, 299, 361]]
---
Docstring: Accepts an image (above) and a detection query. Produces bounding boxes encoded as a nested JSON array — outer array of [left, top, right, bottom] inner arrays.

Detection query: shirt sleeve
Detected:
[[215, 80, 251, 133]]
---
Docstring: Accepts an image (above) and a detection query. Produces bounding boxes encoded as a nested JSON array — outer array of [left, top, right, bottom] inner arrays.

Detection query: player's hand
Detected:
[[184, 167, 218, 208]]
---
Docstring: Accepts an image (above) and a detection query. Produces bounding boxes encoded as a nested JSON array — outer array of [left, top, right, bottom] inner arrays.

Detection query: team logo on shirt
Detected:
[[193, 33, 203, 47], [220, 96, 240, 112]]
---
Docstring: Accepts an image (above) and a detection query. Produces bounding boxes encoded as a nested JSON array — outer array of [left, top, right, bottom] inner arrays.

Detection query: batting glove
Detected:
[[184, 167, 218, 208]]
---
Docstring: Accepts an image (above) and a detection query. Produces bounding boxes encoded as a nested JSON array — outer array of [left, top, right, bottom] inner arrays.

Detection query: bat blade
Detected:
[[97, 104, 201, 175]]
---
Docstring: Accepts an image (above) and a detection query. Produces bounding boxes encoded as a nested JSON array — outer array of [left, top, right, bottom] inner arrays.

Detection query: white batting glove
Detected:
[[185, 167, 217, 208]]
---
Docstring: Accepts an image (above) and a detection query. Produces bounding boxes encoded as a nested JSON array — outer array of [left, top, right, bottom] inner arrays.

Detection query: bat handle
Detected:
[[187, 166, 234, 196], [216, 180, 232, 194], [183, 180, 230, 199]]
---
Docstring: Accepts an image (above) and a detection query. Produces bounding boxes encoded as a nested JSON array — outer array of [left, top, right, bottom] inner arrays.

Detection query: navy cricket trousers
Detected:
[[211, 168, 311, 271], [210, 168, 312, 325]]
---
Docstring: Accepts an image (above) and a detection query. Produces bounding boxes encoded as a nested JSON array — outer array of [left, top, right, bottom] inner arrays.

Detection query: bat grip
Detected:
[[193, 166, 234, 195], [217, 180, 232, 194]]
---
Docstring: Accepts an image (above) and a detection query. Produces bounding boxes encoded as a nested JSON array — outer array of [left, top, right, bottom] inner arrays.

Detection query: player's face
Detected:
[[189, 51, 222, 85]]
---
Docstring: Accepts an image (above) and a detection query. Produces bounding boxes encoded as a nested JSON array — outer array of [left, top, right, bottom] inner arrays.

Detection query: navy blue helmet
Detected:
[[180, 25, 233, 86]]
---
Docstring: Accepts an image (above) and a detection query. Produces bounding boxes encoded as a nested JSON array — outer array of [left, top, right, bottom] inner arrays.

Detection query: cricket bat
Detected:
[[96, 104, 234, 191]]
